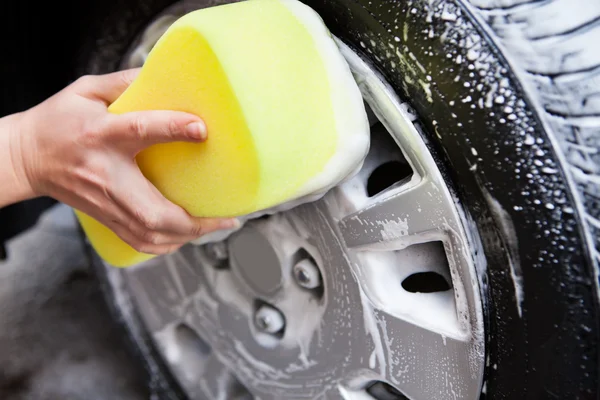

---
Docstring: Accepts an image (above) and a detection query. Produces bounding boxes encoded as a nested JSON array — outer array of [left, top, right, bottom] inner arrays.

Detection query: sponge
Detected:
[[76, 0, 370, 267]]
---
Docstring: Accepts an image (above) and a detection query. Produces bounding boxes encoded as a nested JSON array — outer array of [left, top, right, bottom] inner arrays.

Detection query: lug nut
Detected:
[[293, 259, 322, 289], [254, 304, 285, 335], [205, 241, 228, 261]]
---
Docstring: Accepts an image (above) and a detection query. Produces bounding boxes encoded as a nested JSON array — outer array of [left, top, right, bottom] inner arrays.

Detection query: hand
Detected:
[[8, 69, 238, 255]]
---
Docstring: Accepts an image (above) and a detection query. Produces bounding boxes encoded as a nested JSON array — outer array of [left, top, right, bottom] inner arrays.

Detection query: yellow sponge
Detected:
[[76, 0, 369, 267]]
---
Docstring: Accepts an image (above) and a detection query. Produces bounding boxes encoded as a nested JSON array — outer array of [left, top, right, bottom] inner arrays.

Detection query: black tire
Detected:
[[79, 0, 600, 398]]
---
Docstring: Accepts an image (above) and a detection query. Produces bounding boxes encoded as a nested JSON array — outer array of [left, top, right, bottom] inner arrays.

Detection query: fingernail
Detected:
[[186, 121, 207, 140], [222, 218, 240, 229]]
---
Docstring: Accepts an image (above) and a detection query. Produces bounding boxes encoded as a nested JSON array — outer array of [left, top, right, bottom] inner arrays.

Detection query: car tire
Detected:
[[78, 0, 600, 398]]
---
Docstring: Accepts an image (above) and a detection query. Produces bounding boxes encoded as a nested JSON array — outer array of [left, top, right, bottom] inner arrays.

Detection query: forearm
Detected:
[[0, 113, 36, 207]]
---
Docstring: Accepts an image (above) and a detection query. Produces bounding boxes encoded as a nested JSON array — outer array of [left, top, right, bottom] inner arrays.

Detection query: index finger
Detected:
[[78, 68, 142, 104]]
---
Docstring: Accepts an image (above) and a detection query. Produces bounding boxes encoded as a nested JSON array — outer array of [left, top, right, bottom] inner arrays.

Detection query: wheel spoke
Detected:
[[196, 355, 254, 400], [339, 177, 452, 250], [319, 386, 354, 400], [124, 251, 200, 332], [355, 307, 481, 400]]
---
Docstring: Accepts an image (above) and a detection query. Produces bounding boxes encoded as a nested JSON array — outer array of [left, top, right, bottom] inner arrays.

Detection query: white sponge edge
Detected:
[[280, 0, 370, 200]]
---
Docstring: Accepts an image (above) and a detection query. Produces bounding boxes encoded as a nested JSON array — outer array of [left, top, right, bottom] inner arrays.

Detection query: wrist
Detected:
[[0, 112, 37, 206]]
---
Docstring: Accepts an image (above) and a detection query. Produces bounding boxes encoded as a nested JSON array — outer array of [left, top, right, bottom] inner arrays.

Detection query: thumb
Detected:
[[104, 110, 207, 153]]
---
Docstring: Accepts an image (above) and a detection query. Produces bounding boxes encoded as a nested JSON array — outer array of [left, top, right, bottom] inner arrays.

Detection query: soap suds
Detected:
[[482, 187, 523, 317], [464, 0, 600, 300]]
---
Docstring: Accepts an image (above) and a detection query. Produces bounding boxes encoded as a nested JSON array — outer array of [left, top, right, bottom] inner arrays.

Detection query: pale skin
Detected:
[[0, 68, 238, 255]]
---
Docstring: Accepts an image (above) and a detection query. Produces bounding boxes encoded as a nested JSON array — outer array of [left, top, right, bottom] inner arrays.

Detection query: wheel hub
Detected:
[[229, 225, 283, 296], [203, 214, 326, 355]]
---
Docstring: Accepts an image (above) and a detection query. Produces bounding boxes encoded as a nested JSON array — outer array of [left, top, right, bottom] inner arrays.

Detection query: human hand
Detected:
[[9, 69, 238, 255]]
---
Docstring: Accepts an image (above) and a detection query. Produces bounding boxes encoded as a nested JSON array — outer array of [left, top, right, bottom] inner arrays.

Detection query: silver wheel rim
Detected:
[[113, 5, 486, 399]]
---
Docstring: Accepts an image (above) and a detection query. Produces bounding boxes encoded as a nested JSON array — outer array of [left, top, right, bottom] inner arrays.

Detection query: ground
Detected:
[[0, 204, 148, 400]]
